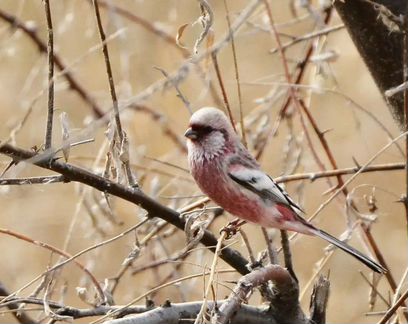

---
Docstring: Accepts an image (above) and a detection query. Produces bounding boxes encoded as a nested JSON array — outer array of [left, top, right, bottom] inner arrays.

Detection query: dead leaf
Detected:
[[176, 23, 189, 49], [60, 112, 70, 162]]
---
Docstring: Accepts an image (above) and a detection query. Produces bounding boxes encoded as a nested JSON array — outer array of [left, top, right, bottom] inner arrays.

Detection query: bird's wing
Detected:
[[227, 164, 304, 214]]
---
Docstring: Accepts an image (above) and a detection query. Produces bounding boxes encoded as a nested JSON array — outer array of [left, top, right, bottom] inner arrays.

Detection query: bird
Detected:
[[184, 107, 386, 273]]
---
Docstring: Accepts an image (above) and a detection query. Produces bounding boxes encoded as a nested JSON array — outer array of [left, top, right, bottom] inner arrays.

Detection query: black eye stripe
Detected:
[[191, 125, 215, 135]]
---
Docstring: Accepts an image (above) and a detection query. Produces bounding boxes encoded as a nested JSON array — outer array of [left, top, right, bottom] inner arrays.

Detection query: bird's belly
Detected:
[[192, 165, 281, 226]]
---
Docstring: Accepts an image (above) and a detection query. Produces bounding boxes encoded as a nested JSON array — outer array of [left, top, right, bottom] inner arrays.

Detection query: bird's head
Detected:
[[184, 107, 236, 161]]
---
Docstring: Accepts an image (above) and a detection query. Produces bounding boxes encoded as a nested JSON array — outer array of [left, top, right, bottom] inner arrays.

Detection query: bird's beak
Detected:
[[184, 128, 198, 140]]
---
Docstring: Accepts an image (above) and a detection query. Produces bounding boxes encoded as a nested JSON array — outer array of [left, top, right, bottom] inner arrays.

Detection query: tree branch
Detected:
[[213, 265, 305, 324], [0, 143, 250, 276]]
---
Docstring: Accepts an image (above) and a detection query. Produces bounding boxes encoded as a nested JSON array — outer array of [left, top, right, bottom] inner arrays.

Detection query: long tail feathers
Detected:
[[309, 228, 387, 274]]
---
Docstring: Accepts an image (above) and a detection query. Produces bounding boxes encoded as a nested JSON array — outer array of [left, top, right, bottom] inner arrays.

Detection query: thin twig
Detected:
[[270, 24, 344, 53], [359, 271, 390, 307], [274, 162, 405, 183], [223, 0, 246, 146], [0, 175, 64, 185], [211, 52, 236, 132], [377, 289, 408, 324], [43, 0, 54, 150], [255, 9, 333, 160], [298, 99, 345, 189], [194, 231, 226, 324], [154, 67, 192, 115], [92, 0, 136, 187], [309, 132, 408, 233], [261, 228, 278, 264], [0, 228, 105, 304], [239, 229, 256, 265]]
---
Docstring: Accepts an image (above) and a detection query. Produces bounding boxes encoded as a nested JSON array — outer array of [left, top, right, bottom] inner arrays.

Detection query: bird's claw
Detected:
[[220, 219, 246, 239]]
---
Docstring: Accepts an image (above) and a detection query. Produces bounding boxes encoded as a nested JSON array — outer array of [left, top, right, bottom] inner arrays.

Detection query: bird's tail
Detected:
[[309, 227, 387, 274]]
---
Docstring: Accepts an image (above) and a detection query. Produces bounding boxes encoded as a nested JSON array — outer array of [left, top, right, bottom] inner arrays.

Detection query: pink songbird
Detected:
[[185, 107, 386, 273]]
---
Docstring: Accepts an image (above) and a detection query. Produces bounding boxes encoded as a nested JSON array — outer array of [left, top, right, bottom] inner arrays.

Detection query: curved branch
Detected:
[[213, 265, 305, 324]]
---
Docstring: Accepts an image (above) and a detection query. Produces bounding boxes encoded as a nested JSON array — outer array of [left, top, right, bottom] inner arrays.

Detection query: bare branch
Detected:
[[43, 0, 54, 150]]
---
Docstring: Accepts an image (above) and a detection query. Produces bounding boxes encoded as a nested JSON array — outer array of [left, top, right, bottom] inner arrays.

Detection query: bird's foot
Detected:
[[220, 219, 246, 239]]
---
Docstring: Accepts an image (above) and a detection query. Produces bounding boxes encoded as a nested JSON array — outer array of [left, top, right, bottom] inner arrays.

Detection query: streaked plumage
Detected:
[[185, 107, 386, 273]]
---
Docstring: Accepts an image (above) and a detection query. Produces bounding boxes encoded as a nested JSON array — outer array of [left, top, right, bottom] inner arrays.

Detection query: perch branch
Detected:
[[213, 264, 303, 324]]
